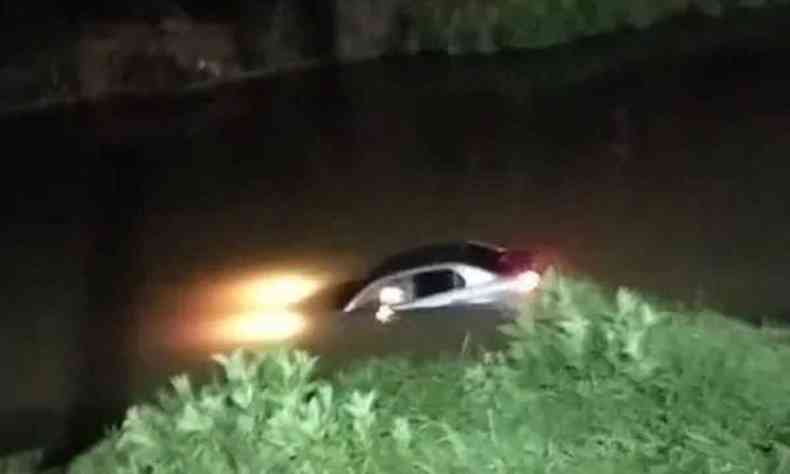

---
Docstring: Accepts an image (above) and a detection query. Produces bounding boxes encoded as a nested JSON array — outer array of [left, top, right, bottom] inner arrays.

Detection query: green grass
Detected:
[[0, 449, 53, 474], [66, 269, 790, 474]]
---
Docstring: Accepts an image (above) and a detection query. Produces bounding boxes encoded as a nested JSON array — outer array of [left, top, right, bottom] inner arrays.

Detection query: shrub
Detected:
[[70, 270, 790, 474], [410, 0, 785, 54]]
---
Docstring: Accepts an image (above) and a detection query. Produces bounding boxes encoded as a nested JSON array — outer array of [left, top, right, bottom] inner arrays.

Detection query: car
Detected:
[[341, 241, 542, 323]]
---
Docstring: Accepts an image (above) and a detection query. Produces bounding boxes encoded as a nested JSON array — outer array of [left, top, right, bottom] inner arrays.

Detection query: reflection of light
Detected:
[[235, 274, 322, 308], [515, 271, 541, 293], [188, 271, 324, 347], [376, 305, 396, 324], [213, 310, 307, 343], [379, 286, 405, 305]]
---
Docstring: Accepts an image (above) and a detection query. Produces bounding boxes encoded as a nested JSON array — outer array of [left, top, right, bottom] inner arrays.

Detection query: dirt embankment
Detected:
[[0, 1, 413, 109], [76, 18, 243, 98], [0, 17, 244, 108]]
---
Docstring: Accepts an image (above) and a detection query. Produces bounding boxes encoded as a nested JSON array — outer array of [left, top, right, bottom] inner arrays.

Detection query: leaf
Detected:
[[198, 392, 225, 414], [392, 417, 413, 450], [639, 303, 662, 327], [236, 413, 256, 434], [316, 384, 334, 413], [438, 423, 468, 461], [298, 397, 324, 440], [121, 406, 143, 430], [231, 384, 255, 409], [292, 350, 319, 381], [176, 404, 213, 433], [274, 351, 298, 381], [171, 374, 192, 399], [117, 430, 157, 450], [616, 287, 639, 316], [211, 353, 230, 369], [345, 390, 377, 420], [772, 442, 790, 474]]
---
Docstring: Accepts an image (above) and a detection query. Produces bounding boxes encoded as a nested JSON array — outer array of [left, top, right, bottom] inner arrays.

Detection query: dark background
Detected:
[[1, 2, 790, 469], [2, 0, 274, 20]]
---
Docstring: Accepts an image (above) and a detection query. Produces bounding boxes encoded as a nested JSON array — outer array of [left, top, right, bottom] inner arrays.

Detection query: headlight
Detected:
[[515, 270, 541, 293]]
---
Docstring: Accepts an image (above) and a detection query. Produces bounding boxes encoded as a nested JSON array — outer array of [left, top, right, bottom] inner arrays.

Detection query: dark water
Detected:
[[2, 45, 790, 462]]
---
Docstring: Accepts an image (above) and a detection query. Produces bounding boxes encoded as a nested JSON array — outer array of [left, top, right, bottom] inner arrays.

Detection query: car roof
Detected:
[[366, 241, 507, 281]]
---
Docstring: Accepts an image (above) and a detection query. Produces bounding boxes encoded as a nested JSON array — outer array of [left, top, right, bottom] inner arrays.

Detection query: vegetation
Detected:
[[3, 0, 788, 110], [406, 0, 787, 53], [66, 270, 790, 474], [0, 449, 43, 474]]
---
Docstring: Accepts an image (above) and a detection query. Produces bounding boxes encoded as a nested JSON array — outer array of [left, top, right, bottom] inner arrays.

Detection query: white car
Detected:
[[342, 241, 542, 323]]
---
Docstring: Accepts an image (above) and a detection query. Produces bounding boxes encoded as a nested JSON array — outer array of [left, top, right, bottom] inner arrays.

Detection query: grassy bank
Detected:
[[62, 270, 790, 474]]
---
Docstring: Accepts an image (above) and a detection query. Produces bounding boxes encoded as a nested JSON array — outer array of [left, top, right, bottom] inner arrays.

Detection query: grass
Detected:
[[0, 449, 39, 474], [22, 269, 790, 473], [0, 449, 65, 474]]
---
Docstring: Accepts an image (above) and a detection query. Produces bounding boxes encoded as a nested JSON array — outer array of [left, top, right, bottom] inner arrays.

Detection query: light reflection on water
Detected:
[[201, 309, 308, 345]]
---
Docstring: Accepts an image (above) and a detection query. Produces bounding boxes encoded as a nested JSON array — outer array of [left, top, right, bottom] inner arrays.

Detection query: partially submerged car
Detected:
[[342, 241, 542, 323]]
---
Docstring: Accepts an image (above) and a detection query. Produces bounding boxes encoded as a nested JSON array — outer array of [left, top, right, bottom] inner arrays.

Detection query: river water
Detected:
[[2, 47, 790, 459]]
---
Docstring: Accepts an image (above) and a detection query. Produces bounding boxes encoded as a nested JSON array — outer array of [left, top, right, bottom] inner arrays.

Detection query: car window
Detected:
[[352, 275, 415, 309], [413, 269, 465, 299]]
